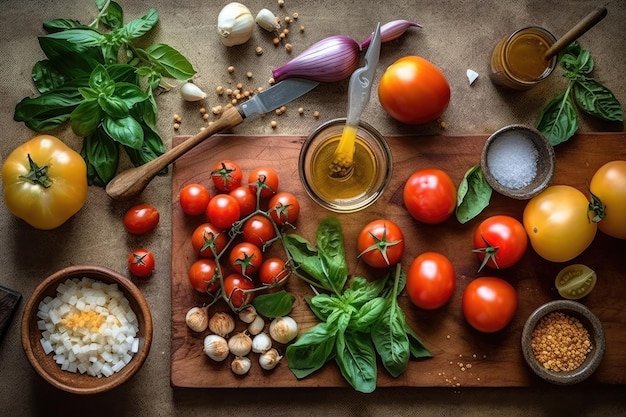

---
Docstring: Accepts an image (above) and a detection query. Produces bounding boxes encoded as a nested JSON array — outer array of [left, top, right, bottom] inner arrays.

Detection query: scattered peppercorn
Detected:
[[227, 66, 235, 74]]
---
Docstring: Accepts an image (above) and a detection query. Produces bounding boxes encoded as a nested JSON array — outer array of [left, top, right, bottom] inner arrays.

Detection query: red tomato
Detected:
[[211, 160, 243, 192], [462, 277, 517, 333], [188, 259, 220, 294], [357, 219, 405, 268], [258, 258, 290, 286], [403, 168, 456, 224], [406, 252, 455, 309], [242, 214, 276, 247], [248, 166, 279, 198], [128, 248, 155, 278], [228, 242, 263, 277], [123, 203, 159, 234], [378, 56, 451, 125], [229, 186, 256, 217], [179, 183, 210, 216], [206, 194, 241, 230], [191, 222, 228, 258], [472, 215, 528, 271], [268, 191, 300, 226], [223, 273, 255, 308]]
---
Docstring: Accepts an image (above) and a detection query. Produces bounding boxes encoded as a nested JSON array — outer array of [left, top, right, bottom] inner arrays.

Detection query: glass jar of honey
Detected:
[[299, 118, 392, 213], [490, 26, 558, 90]]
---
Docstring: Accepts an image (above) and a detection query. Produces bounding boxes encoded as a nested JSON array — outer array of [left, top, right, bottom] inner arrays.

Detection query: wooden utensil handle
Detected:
[[544, 6, 607, 60], [105, 106, 245, 200]]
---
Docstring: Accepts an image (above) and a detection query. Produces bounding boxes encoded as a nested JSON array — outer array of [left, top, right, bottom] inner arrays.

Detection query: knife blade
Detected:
[[106, 78, 319, 200]]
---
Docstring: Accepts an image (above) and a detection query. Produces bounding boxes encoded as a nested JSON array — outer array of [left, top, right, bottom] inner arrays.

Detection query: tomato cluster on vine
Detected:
[[180, 159, 300, 311]]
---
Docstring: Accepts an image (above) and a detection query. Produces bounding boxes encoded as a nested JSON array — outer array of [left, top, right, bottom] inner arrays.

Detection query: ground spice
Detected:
[[530, 311, 592, 372]]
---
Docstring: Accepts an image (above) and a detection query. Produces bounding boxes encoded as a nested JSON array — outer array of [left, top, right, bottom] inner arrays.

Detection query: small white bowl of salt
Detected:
[[481, 125, 555, 200]]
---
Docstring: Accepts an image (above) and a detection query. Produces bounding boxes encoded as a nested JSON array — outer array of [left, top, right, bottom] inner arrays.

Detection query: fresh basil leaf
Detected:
[[308, 294, 344, 322], [342, 276, 387, 308], [406, 326, 432, 359], [351, 297, 386, 331], [143, 43, 196, 80], [316, 217, 348, 295], [78, 87, 99, 100], [107, 63, 139, 84], [81, 127, 119, 186], [32, 60, 68, 94], [99, 1, 124, 30], [372, 297, 410, 378], [560, 42, 594, 75], [43, 18, 86, 33], [536, 91, 578, 146], [123, 123, 165, 167], [41, 28, 104, 52], [456, 164, 492, 224], [70, 99, 101, 136], [122, 8, 158, 40], [572, 77, 624, 122], [287, 322, 337, 379], [335, 330, 377, 393], [282, 233, 327, 287], [114, 82, 147, 108], [252, 290, 295, 318], [99, 95, 129, 118], [104, 114, 143, 149], [89, 65, 115, 94]]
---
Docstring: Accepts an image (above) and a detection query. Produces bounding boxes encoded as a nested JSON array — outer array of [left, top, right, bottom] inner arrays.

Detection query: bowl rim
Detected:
[[20, 265, 153, 395], [521, 300, 605, 385]]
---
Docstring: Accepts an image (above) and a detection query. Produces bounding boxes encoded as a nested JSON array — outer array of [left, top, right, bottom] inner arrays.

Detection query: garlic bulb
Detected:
[[247, 314, 265, 335], [228, 332, 252, 356], [269, 316, 298, 344], [255, 8, 280, 32], [231, 356, 251, 375], [217, 2, 254, 47], [251, 332, 272, 354], [203, 334, 229, 361], [259, 348, 283, 370], [238, 305, 258, 324], [185, 306, 209, 332], [180, 82, 207, 101], [209, 312, 236, 337]]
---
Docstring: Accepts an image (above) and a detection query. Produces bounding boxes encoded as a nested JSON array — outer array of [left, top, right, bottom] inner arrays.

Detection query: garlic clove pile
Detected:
[[231, 356, 251, 375], [228, 332, 252, 357], [209, 312, 236, 337], [185, 306, 209, 332], [203, 334, 229, 361], [217, 2, 254, 47]]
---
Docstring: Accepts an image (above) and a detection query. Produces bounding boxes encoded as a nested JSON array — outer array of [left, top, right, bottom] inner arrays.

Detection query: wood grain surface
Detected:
[[170, 132, 626, 388]]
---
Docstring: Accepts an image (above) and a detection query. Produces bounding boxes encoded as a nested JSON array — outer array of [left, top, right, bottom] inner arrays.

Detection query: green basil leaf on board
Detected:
[[335, 330, 378, 393], [572, 78, 624, 122], [316, 217, 348, 295], [286, 322, 338, 379], [252, 290, 295, 318], [455, 164, 492, 224]]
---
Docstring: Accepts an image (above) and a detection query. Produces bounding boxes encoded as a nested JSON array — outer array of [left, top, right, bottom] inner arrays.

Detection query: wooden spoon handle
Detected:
[[105, 106, 244, 200], [544, 6, 607, 60]]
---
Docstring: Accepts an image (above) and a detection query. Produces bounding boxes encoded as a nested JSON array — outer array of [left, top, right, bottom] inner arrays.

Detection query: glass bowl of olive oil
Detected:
[[299, 118, 392, 213]]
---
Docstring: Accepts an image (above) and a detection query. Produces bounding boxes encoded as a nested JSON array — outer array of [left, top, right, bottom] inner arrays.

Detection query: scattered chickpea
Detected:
[[202, 113, 210, 121], [273, 37, 280, 46], [216, 86, 224, 95], [255, 46, 264, 55], [231, 98, 238, 105], [284, 16, 291, 24], [275, 108, 282, 116], [279, 32, 286, 40], [243, 90, 251, 98], [268, 77, 275, 85], [246, 71, 253, 79], [280, 106, 286, 113], [199, 107, 207, 114], [313, 110, 320, 118], [282, 28, 289, 36], [173, 114, 182, 123], [299, 25, 305, 33], [292, 12, 299, 19], [227, 65, 235, 74], [285, 43, 293, 53], [173, 123, 180, 130], [278, 0, 284, 7], [270, 120, 278, 128], [236, 82, 243, 90], [298, 107, 304, 115], [226, 88, 233, 96]]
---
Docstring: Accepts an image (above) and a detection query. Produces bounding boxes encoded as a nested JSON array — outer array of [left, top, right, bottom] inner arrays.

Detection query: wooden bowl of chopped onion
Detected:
[[481, 124, 555, 200], [21, 265, 153, 394], [521, 300, 605, 385]]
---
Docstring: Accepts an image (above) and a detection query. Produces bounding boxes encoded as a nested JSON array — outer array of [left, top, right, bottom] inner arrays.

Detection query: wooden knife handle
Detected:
[[544, 6, 607, 60], [105, 106, 244, 201]]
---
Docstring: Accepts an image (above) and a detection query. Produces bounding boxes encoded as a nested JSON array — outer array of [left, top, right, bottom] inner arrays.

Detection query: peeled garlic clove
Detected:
[[228, 332, 252, 357], [185, 306, 208, 332], [259, 348, 283, 370], [467, 69, 479, 85], [209, 312, 236, 337], [251, 332, 272, 353], [217, 2, 254, 47], [180, 82, 207, 101], [231, 356, 251, 375], [269, 316, 298, 344], [255, 8, 280, 32], [203, 334, 229, 361]]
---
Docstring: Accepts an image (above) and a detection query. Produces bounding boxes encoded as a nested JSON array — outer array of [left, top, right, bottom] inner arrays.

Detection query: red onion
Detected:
[[271, 35, 361, 83], [360, 20, 422, 49]]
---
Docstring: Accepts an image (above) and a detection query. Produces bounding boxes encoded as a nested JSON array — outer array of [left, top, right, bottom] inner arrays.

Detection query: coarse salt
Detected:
[[487, 132, 539, 189]]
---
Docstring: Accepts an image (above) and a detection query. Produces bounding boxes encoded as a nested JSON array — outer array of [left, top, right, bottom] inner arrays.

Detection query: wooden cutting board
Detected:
[[170, 132, 626, 388]]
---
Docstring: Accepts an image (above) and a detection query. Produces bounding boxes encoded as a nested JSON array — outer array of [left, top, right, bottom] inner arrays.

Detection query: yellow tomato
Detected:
[[523, 185, 597, 262], [590, 160, 626, 239], [2, 134, 88, 230]]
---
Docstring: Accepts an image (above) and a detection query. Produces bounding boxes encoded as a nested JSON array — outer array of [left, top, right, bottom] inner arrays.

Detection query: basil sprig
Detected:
[[283, 217, 431, 393], [13, 1, 196, 186], [536, 41, 623, 146]]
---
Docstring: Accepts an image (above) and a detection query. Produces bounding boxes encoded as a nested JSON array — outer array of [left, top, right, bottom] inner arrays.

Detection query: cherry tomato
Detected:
[[472, 215, 528, 271], [123, 203, 160, 234], [188, 259, 220, 294], [268, 191, 300, 226], [179, 183, 211, 216], [523, 185, 597, 262], [191, 222, 228, 258], [229, 186, 256, 217], [378, 56, 451, 125], [242, 214, 276, 247], [589, 160, 626, 239], [258, 257, 290, 286], [403, 168, 456, 224], [357, 219, 405, 268], [223, 273, 255, 308], [406, 252, 455, 310], [128, 248, 155, 278], [462, 277, 517, 333], [211, 160, 243, 192], [248, 166, 279, 198], [228, 242, 263, 277], [206, 194, 241, 230]]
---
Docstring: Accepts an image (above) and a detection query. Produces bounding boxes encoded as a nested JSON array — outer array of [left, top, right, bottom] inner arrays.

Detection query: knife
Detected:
[[105, 77, 319, 200]]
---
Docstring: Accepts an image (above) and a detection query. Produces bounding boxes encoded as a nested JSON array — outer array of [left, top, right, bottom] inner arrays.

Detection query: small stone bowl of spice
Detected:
[[481, 124, 555, 199], [521, 300, 605, 385]]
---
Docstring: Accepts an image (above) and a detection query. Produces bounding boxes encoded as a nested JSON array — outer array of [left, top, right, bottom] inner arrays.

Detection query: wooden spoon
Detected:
[[544, 6, 607, 60]]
